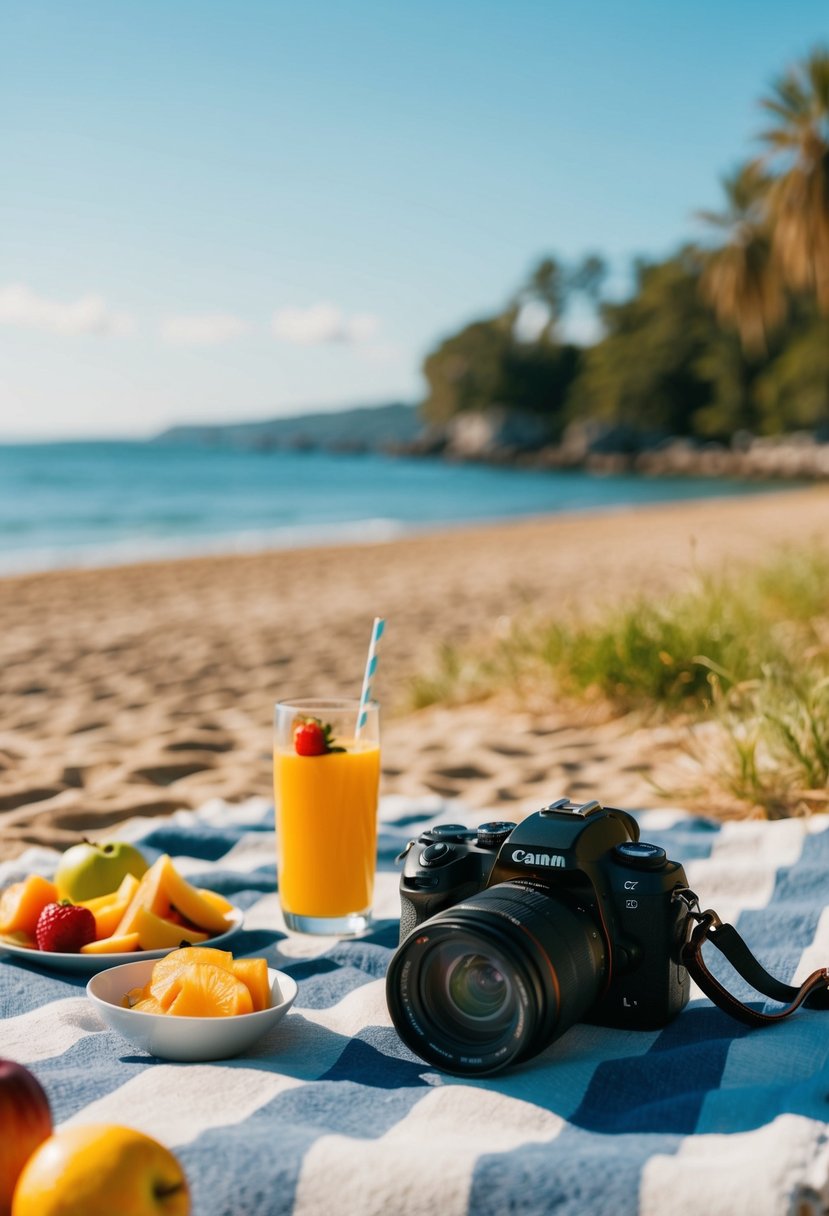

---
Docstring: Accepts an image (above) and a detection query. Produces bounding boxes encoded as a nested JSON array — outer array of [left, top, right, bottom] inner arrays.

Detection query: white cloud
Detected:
[[161, 313, 249, 346], [0, 283, 134, 336], [271, 302, 379, 346]]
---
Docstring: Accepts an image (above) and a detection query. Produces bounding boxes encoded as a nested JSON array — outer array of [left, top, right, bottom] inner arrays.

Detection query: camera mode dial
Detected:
[[429, 824, 473, 842], [476, 821, 517, 849], [613, 841, 667, 870]]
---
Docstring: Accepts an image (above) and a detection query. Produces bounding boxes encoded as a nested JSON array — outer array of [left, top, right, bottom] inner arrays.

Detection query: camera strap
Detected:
[[673, 888, 829, 1027]]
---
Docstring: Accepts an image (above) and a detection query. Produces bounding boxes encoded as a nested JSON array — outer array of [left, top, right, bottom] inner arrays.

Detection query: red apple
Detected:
[[0, 1059, 52, 1216]]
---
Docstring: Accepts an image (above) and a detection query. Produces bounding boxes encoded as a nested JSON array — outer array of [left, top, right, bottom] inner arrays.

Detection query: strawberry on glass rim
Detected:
[[292, 717, 345, 757]]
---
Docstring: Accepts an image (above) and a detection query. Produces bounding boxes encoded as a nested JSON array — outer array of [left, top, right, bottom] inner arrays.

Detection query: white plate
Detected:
[[87, 959, 297, 1060], [0, 907, 244, 975]]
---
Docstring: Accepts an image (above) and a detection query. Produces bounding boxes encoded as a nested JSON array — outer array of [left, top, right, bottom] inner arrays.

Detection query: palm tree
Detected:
[[757, 47, 829, 310], [697, 162, 786, 354], [509, 257, 567, 342], [569, 253, 608, 306]]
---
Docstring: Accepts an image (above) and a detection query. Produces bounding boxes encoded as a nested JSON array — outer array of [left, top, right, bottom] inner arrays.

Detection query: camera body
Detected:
[[390, 799, 690, 1070]]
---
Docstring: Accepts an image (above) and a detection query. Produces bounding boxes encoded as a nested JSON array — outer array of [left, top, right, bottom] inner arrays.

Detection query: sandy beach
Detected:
[[2, 485, 829, 860]]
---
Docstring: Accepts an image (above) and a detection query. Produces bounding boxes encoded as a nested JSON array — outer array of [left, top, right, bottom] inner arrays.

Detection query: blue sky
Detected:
[[1, 0, 826, 438]]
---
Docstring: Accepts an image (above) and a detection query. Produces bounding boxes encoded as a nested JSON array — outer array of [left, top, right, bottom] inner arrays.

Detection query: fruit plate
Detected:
[[0, 906, 244, 975], [87, 960, 298, 1060]]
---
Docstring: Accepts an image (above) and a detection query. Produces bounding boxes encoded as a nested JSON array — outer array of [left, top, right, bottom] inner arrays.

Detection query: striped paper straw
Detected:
[[356, 616, 385, 737]]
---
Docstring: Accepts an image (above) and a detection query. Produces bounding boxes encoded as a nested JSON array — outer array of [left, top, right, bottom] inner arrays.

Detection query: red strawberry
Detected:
[[292, 717, 345, 756], [293, 719, 328, 756], [35, 902, 96, 953]]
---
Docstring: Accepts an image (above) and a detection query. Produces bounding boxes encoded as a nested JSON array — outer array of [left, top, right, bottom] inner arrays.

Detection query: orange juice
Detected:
[[274, 741, 380, 919]]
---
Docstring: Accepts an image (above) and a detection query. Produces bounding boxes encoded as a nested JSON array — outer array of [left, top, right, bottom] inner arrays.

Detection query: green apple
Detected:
[[54, 840, 149, 902]]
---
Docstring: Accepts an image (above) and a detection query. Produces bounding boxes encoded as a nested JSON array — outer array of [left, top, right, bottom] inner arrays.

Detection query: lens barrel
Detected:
[[386, 882, 607, 1076]]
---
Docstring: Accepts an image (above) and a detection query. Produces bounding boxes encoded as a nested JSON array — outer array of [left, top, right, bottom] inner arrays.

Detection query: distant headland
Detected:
[[154, 402, 423, 455], [154, 401, 829, 481]]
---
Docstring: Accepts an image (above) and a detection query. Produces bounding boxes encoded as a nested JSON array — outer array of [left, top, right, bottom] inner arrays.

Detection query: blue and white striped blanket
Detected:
[[3, 796, 829, 1216]]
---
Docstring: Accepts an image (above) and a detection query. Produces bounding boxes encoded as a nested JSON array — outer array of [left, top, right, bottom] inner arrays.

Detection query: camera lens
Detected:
[[386, 882, 607, 1076], [422, 947, 516, 1043], [449, 955, 509, 1019]]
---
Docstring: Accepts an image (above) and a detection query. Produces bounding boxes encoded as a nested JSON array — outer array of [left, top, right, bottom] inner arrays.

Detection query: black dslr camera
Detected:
[[385, 798, 692, 1075]]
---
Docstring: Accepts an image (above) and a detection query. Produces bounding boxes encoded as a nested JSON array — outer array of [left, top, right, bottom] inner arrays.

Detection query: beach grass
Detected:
[[409, 545, 829, 814], [699, 669, 829, 816]]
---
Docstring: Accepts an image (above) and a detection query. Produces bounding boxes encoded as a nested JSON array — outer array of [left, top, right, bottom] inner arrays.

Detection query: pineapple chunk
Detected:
[[123, 948, 273, 1019], [150, 946, 234, 1009], [232, 957, 271, 1011]]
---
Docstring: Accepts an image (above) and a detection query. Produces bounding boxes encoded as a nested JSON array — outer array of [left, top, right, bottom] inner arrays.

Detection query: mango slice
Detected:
[[113, 856, 172, 936], [78, 873, 141, 915], [161, 859, 233, 934], [196, 887, 234, 915], [133, 907, 209, 951], [0, 929, 35, 949], [81, 932, 141, 954], [78, 891, 121, 915], [113, 855, 232, 939], [0, 875, 58, 937], [90, 898, 131, 940]]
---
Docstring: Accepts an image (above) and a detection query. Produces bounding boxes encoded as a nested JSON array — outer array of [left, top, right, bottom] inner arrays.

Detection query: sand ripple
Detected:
[[2, 488, 828, 858]]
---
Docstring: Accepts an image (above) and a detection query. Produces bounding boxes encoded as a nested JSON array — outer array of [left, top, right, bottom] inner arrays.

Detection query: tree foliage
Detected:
[[421, 253, 605, 434], [420, 46, 829, 444], [421, 314, 580, 435], [758, 46, 829, 309], [697, 164, 786, 356], [567, 250, 715, 436]]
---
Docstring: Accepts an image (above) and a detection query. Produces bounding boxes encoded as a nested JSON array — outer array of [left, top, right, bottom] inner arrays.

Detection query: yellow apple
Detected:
[[11, 1123, 189, 1216]]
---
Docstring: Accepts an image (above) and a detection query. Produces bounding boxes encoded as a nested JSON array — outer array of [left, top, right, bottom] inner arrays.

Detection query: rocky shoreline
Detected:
[[391, 411, 829, 481], [155, 402, 829, 481]]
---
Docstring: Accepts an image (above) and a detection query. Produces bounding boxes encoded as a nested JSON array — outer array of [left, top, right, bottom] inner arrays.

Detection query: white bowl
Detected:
[[87, 958, 297, 1061]]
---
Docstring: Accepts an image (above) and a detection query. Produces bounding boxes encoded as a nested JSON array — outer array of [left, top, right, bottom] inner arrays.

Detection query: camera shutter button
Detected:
[[420, 842, 455, 866]]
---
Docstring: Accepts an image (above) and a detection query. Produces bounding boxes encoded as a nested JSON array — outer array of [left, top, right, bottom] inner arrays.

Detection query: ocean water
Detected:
[[0, 440, 787, 575]]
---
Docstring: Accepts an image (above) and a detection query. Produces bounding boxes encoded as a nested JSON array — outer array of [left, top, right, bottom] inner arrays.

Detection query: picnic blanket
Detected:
[[3, 795, 829, 1216]]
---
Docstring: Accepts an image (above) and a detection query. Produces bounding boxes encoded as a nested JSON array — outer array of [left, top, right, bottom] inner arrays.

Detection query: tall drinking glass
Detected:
[[273, 698, 380, 935]]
